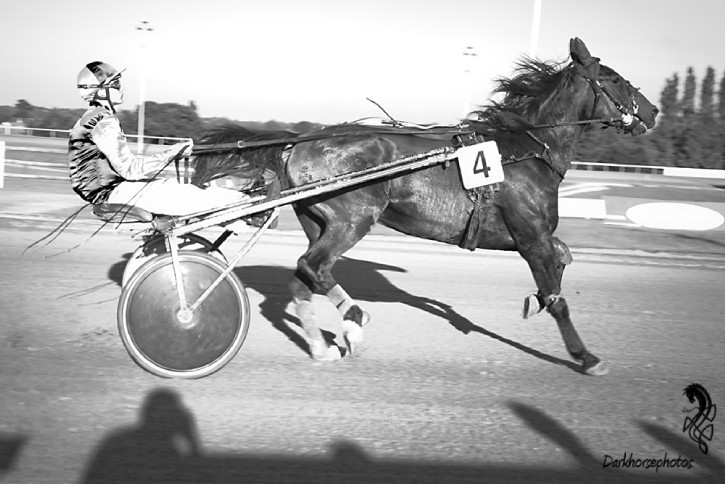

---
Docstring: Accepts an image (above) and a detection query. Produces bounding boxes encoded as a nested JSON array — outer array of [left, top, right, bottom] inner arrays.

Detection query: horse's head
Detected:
[[570, 38, 658, 135]]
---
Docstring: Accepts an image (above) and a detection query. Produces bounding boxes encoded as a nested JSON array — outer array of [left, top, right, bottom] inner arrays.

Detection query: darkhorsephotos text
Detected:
[[602, 452, 694, 472]]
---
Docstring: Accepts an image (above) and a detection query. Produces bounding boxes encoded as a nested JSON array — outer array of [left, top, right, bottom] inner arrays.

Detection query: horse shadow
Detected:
[[77, 388, 716, 483], [106, 251, 577, 372], [235, 255, 579, 372]]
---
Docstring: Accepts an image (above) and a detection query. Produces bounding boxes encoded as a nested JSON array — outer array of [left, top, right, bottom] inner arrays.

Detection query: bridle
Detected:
[[581, 75, 639, 130], [527, 68, 640, 131], [507, 68, 641, 180]]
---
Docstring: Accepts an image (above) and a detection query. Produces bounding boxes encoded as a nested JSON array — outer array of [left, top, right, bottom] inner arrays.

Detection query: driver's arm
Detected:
[[92, 115, 187, 181]]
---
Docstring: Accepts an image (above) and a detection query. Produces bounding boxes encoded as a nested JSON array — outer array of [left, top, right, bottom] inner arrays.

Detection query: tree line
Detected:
[[568, 66, 724, 169], [0, 100, 320, 143], [2, 65, 724, 169]]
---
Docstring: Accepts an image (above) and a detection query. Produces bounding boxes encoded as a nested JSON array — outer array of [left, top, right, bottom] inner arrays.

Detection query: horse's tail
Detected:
[[190, 122, 298, 190]]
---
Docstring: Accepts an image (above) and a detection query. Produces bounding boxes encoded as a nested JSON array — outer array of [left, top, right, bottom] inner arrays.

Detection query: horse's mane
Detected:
[[191, 123, 297, 187], [468, 57, 574, 134], [191, 58, 577, 186]]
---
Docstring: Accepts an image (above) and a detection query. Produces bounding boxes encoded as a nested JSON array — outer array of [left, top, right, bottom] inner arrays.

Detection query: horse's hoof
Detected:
[[583, 360, 610, 376], [309, 340, 342, 362], [522, 294, 542, 319], [342, 319, 364, 356]]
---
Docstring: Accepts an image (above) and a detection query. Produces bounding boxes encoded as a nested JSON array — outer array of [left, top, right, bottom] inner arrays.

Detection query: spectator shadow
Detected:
[[236, 256, 580, 373], [636, 419, 725, 476], [506, 401, 719, 483], [507, 400, 599, 468], [78, 389, 716, 483], [0, 434, 27, 477], [80, 387, 201, 484]]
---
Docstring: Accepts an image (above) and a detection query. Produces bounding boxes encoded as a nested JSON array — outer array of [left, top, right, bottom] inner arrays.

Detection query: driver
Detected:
[[68, 61, 250, 217]]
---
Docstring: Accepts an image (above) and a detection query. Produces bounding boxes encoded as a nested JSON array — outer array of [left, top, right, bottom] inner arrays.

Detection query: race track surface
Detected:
[[1, 218, 723, 483]]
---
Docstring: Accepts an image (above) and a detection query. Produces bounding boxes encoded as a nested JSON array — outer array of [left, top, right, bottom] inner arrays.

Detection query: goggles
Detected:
[[77, 68, 126, 90]]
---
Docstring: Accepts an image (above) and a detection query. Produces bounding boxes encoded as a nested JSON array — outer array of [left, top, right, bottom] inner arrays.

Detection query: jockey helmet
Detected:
[[76, 61, 125, 103]]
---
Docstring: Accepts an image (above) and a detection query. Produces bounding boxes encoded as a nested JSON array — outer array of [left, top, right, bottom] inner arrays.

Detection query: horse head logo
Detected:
[[682, 383, 716, 454]]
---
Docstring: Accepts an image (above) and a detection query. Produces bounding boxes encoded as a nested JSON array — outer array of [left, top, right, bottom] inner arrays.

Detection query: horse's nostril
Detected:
[[653, 106, 660, 116]]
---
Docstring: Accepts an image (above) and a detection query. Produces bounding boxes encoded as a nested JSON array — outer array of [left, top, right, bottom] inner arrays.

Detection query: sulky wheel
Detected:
[[117, 251, 250, 379], [122, 233, 225, 287]]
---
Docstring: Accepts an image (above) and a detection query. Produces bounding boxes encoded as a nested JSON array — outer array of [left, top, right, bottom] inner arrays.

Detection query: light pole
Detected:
[[462, 46, 477, 118], [136, 20, 154, 155], [529, 0, 542, 58]]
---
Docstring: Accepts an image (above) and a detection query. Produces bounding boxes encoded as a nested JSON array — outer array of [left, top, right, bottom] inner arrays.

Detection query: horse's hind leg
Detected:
[[292, 203, 376, 358], [326, 283, 370, 354], [288, 209, 342, 361]]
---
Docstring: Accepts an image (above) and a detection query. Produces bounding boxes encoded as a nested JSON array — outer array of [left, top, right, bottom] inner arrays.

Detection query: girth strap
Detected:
[[458, 184, 498, 251]]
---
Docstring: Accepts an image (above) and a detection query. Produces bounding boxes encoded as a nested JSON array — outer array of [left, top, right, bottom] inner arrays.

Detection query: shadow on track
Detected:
[[108, 253, 130, 287], [77, 388, 718, 484], [637, 420, 725, 476], [672, 232, 725, 251], [236, 256, 582, 373], [106, 251, 581, 371], [0, 434, 27, 478]]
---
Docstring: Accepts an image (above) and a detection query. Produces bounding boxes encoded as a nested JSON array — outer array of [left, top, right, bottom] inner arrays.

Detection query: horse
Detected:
[[190, 38, 658, 376]]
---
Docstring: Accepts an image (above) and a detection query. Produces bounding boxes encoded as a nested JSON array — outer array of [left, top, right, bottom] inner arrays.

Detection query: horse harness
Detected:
[[449, 68, 640, 250], [191, 68, 638, 252]]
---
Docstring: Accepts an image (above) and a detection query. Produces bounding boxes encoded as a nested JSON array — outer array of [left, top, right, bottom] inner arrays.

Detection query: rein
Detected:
[[192, 125, 471, 154], [528, 83, 636, 130]]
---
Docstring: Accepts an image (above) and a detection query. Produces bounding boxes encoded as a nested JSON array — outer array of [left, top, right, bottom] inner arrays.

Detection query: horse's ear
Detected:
[[570, 38, 600, 75]]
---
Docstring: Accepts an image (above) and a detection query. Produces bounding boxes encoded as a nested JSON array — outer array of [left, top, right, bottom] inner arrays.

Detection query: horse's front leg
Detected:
[[516, 234, 608, 376], [523, 236, 572, 318]]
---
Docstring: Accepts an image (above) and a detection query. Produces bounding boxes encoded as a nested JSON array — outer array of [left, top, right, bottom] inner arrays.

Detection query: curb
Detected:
[[3, 212, 725, 268]]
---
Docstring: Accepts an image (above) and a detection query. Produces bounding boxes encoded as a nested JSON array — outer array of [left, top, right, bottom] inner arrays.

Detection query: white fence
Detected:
[[2, 132, 725, 185], [0, 132, 185, 182], [571, 161, 725, 179], [0, 140, 4, 188], [0, 125, 187, 145]]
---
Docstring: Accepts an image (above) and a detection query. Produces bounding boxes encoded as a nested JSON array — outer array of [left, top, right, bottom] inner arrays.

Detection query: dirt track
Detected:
[[1, 222, 723, 483]]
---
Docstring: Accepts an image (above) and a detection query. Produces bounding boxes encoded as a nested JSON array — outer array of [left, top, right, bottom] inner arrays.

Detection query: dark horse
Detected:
[[191, 38, 658, 375]]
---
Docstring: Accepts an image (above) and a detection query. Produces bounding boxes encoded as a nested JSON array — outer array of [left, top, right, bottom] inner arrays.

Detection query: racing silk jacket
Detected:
[[67, 106, 172, 203]]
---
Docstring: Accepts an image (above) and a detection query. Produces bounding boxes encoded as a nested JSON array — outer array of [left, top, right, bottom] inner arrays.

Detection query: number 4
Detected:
[[473, 150, 490, 176]]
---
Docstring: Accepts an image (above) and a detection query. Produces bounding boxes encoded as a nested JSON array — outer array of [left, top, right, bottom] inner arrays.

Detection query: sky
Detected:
[[1, 0, 724, 125]]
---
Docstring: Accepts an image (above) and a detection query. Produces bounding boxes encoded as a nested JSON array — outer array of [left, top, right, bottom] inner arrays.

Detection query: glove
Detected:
[[179, 139, 194, 157], [165, 140, 194, 162]]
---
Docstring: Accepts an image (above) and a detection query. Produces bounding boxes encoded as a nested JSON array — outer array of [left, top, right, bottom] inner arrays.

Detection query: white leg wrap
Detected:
[[294, 298, 341, 361], [294, 299, 321, 338], [327, 284, 355, 317]]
